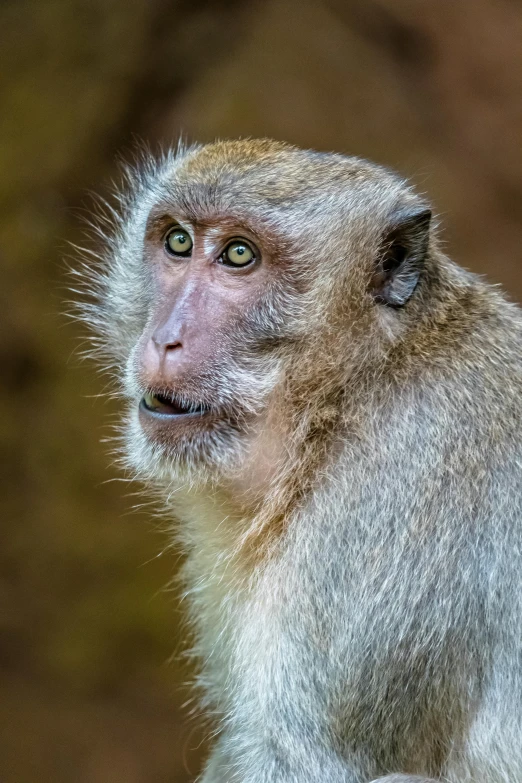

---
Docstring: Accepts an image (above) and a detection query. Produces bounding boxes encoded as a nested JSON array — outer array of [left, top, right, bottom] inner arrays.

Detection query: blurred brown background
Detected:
[[1, 1, 521, 781]]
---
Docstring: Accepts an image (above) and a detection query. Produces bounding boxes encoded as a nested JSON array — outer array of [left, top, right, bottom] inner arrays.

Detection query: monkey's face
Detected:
[[111, 145, 317, 483], [89, 139, 431, 486], [128, 209, 290, 480]]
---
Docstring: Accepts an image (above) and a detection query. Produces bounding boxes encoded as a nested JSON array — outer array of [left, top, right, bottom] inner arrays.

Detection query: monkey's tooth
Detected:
[[142, 392, 159, 411]]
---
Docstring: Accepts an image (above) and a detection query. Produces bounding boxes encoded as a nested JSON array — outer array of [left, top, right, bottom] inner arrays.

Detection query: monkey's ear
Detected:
[[371, 207, 431, 307]]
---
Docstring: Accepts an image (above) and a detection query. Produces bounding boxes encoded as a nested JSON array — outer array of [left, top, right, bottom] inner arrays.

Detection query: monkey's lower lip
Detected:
[[140, 392, 209, 418]]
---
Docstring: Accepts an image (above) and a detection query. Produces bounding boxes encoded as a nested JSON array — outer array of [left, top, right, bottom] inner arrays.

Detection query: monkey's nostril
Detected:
[[150, 335, 182, 354]]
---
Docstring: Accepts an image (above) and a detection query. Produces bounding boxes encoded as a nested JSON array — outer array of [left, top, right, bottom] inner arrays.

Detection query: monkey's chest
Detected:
[[220, 548, 472, 772]]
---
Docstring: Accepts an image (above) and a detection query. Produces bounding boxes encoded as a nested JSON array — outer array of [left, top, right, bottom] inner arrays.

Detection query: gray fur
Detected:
[[79, 139, 522, 782]]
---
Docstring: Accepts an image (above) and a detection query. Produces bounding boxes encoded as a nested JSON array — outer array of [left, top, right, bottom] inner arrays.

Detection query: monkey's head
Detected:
[[84, 139, 434, 490]]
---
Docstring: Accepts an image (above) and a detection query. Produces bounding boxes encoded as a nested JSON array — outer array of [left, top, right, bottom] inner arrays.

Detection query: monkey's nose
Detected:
[[152, 334, 182, 355], [142, 335, 183, 380], [151, 334, 183, 368]]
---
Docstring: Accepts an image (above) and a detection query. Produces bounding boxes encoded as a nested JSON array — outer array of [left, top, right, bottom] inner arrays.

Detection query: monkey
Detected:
[[80, 138, 522, 782]]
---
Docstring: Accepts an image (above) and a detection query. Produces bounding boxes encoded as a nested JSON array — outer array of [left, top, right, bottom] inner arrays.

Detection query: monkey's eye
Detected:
[[165, 227, 193, 257], [219, 240, 256, 268]]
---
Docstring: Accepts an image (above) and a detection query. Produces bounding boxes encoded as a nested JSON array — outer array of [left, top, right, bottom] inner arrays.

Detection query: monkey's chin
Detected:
[[135, 397, 245, 480]]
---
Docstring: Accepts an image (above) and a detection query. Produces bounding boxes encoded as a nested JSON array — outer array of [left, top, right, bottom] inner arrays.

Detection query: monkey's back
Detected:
[[254, 275, 522, 778]]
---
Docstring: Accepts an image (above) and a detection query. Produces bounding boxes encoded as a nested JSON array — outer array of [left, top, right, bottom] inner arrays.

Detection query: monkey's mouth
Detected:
[[140, 392, 209, 418]]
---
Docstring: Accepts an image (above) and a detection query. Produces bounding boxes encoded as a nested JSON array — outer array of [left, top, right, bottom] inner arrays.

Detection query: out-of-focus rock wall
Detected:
[[1, 1, 521, 781]]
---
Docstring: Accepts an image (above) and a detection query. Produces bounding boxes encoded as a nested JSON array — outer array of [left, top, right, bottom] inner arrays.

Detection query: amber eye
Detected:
[[165, 227, 192, 256], [220, 240, 256, 268]]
